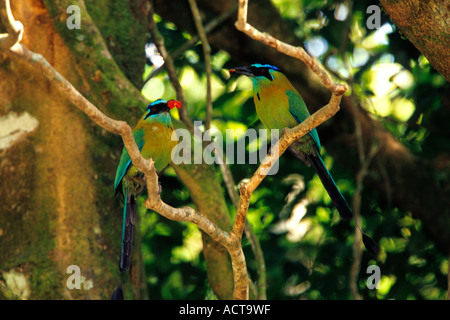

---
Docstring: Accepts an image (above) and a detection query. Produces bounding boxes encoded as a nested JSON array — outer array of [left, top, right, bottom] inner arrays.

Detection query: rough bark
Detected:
[[1, 0, 236, 299], [380, 0, 450, 82], [1, 0, 125, 299]]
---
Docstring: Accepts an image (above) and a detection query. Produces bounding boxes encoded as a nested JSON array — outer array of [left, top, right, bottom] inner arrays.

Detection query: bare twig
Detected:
[[143, 4, 237, 85], [172, 4, 237, 62], [187, 0, 267, 298], [148, 1, 193, 131], [349, 143, 379, 300], [3, 44, 225, 242], [187, 0, 213, 131], [235, 0, 347, 96], [244, 221, 267, 299], [158, 3, 267, 293], [342, 46, 365, 299], [340, 43, 378, 299], [219, 157, 267, 299]]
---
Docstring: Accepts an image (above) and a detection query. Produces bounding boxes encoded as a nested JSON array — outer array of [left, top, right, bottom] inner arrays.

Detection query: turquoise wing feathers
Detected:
[[114, 129, 145, 193], [286, 90, 321, 152]]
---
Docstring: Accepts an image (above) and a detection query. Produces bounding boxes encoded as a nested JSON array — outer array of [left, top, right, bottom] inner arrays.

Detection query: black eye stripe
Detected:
[[149, 102, 164, 109], [247, 65, 274, 81], [260, 69, 271, 80], [144, 102, 169, 119]]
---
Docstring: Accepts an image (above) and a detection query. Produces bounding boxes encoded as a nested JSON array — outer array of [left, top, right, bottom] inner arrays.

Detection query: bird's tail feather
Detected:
[[112, 189, 135, 300], [120, 189, 135, 272], [309, 154, 353, 220], [309, 154, 379, 255], [111, 281, 124, 300]]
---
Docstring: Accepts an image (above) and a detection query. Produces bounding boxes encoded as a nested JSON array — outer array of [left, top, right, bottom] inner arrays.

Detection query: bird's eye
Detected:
[[259, 68, 267, 74]]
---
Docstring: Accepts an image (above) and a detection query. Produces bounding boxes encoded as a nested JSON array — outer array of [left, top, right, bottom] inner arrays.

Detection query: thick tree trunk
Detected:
[[1, 0, 128, 299], [380, 0, 450, 82], [1, 0, 235, 299]]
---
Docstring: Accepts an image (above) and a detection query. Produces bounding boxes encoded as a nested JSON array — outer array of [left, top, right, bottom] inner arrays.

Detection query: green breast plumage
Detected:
[[114, 112, 176, 194], [253, 81, 321, 155]]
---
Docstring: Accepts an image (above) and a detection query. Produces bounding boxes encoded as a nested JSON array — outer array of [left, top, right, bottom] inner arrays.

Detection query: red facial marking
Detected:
[[168, 100, 182, 109]]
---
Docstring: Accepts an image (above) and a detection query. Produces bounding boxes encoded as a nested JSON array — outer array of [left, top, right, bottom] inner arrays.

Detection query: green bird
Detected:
[[230, 64, 378, 254], [114, 99, 181, 273]]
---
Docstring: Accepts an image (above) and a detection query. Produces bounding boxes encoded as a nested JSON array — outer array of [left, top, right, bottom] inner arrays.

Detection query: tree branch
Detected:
[[148, 0, 193, 131], [232, 95, 342, 241], [0, 0, 240, 299], [229, 0, 347, 298], [3, 44, 216, 236], [188, 0, 213, 131], [143, 4, 237, 86], [235, 0, 347, 96]]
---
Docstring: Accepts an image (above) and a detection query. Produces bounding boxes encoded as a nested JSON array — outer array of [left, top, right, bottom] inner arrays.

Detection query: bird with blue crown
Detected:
[[230, 64, 378, 255], [112, 99, 181, 299]]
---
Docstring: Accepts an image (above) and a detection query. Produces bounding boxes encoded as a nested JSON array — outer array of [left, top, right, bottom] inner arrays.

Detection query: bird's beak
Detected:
[[229, 66, 254, 77], [167, 100, 182, 109]]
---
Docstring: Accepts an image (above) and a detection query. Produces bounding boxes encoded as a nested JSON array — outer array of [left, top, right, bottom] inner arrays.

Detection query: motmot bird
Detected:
[[229, 64, 378, 255], [114, 99, 181, 272]]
